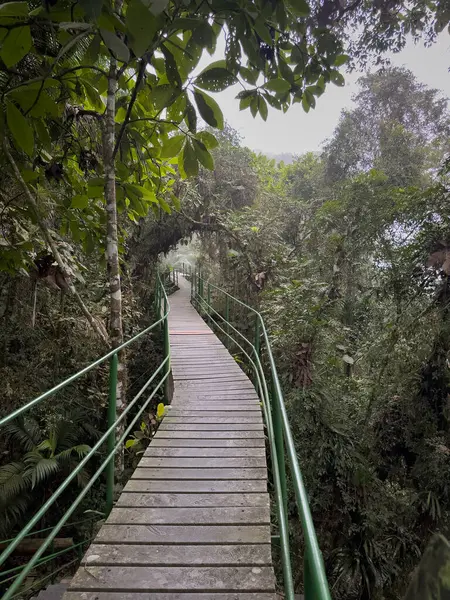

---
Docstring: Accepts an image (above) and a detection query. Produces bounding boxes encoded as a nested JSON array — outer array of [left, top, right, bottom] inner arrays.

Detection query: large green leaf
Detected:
[[6, 101, 34, 156], [258, 95, 268, 121], [197, 130, 218, 149], [264, 78, 291, 93], [161, 45, 182, 88], [288, 0, 310, 16], [81, 79, 104, 111], [126, 0, 156, 57], [185, 99, 197, 132], [196, 61, 237, 92], [181, 140, 198, 177], [160, 134, 185, 159], [71, 195, 89, 209], [193, 88, 224, 129], [78, 0, 102, 19], [100, 29, 130, 62], [193, 138, 214, 170], [253, 19, 273, 46], [0, 25, 31, 67], [0, 1, 28, 17], [148, 0, 168, 16], [330, 69, 345, 87]]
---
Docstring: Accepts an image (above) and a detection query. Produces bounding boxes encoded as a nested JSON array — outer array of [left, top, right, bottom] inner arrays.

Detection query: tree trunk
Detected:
[[104, 49, 126, 472]]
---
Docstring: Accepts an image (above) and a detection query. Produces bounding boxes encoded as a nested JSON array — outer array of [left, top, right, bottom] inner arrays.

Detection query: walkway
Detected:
[[63, 276, 276, 599]]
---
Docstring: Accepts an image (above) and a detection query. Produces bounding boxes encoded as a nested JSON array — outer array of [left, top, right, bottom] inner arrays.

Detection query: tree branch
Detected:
[[112, 58, 148, 159]]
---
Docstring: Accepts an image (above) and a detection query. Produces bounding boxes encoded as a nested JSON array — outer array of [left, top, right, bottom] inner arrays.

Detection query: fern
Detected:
[[4, 417, 41, 452]]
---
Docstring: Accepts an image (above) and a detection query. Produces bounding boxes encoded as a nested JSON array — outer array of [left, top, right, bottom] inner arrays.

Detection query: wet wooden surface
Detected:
[[63, 275, 275, 598]]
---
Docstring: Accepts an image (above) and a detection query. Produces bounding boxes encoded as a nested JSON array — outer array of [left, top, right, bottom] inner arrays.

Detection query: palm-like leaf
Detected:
[[4, 417, 42, 452], [0, 462, 29, 501], [23, 452, 60, 489]]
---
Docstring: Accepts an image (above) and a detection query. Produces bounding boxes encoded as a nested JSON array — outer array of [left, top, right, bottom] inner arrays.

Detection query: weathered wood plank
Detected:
[[84, 543, 272, 565], [68, 566, 275, 592], [167, 406, 261, 412], [159, 424, 263, 431], [64, 593, 276, 599], [95, 524, 270, 545], [139, 457, 266, 468], [123, 479, 267, 493], [151, 438, 265, 448], [116, 493, 269, 508], [131, 467, 267, 480], [163, 417, 262, 424], [154, 431, 265, 439], [63, 276, 275, 598], [143, 447, 265, 457]]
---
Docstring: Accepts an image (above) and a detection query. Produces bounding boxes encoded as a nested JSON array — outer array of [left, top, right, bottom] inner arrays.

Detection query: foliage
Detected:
[[180, 68, 450, 599], [0, 411, 97, 537]]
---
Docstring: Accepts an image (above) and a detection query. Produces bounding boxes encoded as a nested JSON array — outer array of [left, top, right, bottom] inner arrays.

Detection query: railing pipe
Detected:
[[193, 275, 332, 600], [106, 352, 118, 514], [1, 363, 170, 599], [0, 277, 169, 429], [163, 292, 170, 403]]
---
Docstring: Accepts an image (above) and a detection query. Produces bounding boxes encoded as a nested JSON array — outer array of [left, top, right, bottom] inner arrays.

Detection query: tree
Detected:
[[323, 68, 449, 186], [0, 0, 353, 428]]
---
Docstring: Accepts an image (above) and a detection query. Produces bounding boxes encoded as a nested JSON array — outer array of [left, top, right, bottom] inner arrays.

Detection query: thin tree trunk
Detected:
[[104, 46, 126, 472], [3, 138, 109, 345]]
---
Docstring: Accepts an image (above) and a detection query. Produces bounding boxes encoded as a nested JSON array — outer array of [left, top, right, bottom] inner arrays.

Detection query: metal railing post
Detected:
[[106, 352, 118, 514], [207, 283, 211, 323], [163, 294, 170, 403], [225, 295, 230, 334], [272, 379, 288, 521]]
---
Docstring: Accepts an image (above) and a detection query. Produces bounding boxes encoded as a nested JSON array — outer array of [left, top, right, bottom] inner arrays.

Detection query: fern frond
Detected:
[[0, 462, 29, 501], [4, 417, 41, 452], [23, 453, 59, 489]]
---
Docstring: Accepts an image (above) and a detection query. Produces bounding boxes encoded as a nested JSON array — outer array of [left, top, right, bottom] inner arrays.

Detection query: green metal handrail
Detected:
[[190, 270, 332, 600], [0, 273, 170, 599]]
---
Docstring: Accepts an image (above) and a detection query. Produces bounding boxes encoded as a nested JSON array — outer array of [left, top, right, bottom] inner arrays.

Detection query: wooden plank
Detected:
[[174, 374, 250, 381], [167, 406, 261, 412], [139, 457, 266, 468], [151, 438, 265, 448], [107, 507, 270, 525], [64, 592, 276, 599], [83, 543, 272, 566], [143, 447, 265, 457], [154, 431, 265, 439], [159, 424, 263, 431], [68, 566, 275, 592], [131, 467, 267, 480], [64, 277, 275, 598], [123, 480, 267, 493], [95, 524, 270, 545], [163, 416, 262, 424], [116, 493, 269, 508]]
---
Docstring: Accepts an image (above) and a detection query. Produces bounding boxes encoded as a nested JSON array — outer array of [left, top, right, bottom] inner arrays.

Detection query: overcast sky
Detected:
[[200, 33, 450, 156]]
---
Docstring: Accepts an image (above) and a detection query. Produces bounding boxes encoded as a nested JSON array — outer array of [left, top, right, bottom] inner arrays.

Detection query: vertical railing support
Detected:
[[106, 352, 118, 515], [207, 283, 211, 324], [254, 315, 260, 387], [163, 293, 170, 404], [273, 380, 288, 521], [225, 295, 230, 346]]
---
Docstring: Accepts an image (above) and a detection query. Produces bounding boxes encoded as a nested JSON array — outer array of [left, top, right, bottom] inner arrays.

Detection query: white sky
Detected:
[[200, 33, 450, 155]]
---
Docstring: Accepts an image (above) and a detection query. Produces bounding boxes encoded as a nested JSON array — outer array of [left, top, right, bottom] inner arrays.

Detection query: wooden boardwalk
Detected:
[[63, 276, 275, 599]]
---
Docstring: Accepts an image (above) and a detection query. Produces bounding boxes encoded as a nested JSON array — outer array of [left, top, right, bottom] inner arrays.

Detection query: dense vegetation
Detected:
[[176, 68, 449, 599], [0, 0, 448, 597]]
